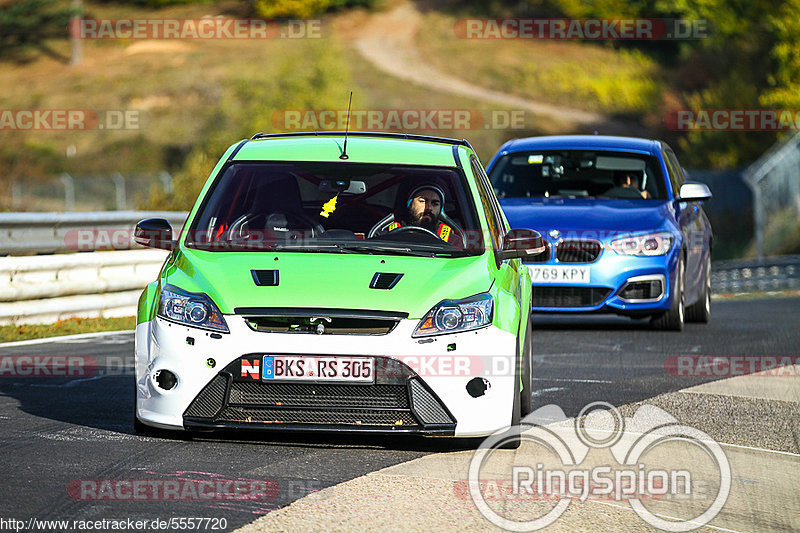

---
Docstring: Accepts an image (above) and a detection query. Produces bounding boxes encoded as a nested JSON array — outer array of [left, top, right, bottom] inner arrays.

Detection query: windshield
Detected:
[[185, 161, 484, 256], [489, 150, 667, 201]]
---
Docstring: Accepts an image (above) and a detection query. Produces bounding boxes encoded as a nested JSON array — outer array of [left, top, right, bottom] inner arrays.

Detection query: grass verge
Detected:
[[0, 316, 135, 343], [0, 1, 555, 211], [415, 11, 665, 117]]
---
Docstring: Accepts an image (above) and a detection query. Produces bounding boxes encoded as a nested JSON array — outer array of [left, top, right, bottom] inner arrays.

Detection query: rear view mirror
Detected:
[[134, 218, 176, 250], [319, 179, 367, 195], [497, 228, 546, 261]]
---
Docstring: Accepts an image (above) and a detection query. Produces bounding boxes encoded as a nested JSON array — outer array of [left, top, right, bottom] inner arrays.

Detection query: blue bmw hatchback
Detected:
[[486, 135, 712, 330]]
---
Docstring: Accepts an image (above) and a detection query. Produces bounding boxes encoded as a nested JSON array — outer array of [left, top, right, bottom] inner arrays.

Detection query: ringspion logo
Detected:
[[468, 402, 730, 531]]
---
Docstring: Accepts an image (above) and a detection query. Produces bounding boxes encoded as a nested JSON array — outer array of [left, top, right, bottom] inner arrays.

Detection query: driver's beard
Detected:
[[410, 211, 437, 231]]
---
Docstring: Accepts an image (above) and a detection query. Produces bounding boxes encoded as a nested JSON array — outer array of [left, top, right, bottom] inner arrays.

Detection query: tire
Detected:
[[686, 256, 711, 323], [651, 256, 685, 331], [493, 325, 524, 450], [520, 313, 533, 417]]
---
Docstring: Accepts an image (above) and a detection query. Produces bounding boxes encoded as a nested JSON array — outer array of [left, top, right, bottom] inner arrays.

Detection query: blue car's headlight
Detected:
[[611, 232, 674, 257], [157, 284, 229, 333], [413, 293, 493, 337]]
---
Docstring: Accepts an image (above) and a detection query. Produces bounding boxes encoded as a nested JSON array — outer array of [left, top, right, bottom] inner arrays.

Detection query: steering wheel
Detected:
[[388, 225, 444, 242], [228, 211, 325, 240]]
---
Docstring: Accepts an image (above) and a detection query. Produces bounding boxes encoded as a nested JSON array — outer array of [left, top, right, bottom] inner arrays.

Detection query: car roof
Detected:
[[231, 132, 472, 167], [497, 135, 662, 155]]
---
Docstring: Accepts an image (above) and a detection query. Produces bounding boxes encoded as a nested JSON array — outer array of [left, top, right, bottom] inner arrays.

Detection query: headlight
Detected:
[[611, 232, 674, 256], [413, 293, 493, 337], [157, 284, 229, 333]]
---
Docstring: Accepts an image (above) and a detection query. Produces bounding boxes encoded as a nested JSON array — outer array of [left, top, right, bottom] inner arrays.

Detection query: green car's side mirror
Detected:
[[134, 218, 176, 251], [497, 228, 546, 261]]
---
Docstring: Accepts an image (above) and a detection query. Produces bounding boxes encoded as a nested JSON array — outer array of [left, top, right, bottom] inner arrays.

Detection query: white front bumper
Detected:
[[135, 315, 518, 437]]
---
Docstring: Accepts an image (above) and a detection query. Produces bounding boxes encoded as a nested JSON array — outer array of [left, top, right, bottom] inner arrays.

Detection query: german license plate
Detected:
[[528, 265, 590, 284], [262, 355, 374, 383]]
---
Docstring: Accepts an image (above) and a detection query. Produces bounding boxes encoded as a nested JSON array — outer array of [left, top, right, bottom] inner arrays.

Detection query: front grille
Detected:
[[533, 286, 612, 307], [556, 240, 602, 263], [245, 316, 398, 335], [408, 378, 454, 425], [620, 280, 663, 301], [184, 374, 228, 418], [228, 381, 408, 409], [218, 407, 418, 426], [183, 356, 455, 431], [236, 308, 407, 335]]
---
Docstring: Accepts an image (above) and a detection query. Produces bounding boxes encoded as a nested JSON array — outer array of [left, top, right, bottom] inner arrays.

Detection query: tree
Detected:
[[0, 0, 77, 59]]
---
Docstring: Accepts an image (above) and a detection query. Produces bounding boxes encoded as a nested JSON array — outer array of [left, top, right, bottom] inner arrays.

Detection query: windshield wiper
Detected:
[[336, 243, 473, 257], [196, 241, 472, 257], [272, 243, 361, 254]]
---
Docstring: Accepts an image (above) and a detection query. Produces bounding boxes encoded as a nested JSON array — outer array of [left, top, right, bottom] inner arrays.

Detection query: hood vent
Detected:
[[251, 270, 279, 287], [370, 272, 403, 290]]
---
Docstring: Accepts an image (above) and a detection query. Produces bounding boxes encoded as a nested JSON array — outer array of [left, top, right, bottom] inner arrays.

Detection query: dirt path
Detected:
[[350, 2, 612, 128]]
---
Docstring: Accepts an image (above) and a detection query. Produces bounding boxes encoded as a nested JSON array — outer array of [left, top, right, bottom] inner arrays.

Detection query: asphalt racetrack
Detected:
[[0, 296, 797, 531]]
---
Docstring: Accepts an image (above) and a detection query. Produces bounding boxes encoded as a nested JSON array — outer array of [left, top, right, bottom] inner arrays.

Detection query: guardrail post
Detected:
[[112, 173, 127, 210], [12, 180, 22, 210], [59, 173, 76, 211], [752, 186, 764, 260], [158, 171, 174, 195]]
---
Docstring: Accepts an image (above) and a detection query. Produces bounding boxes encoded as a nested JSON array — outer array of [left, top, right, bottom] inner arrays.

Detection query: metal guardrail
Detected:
[[712, 255, 800, 293], [744, 132, 800, 259], [0, 249, 170, 325], [0, 211, 185, 323], [1, 211, 797, 323], [0, 211, 188, 255]]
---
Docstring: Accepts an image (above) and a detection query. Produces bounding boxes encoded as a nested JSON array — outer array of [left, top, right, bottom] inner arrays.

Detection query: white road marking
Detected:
[[531, 387, 565, 398], [0, 330, 133, 348], [567, 497, 746, 533], [29, 373, 127, 388], [531, 377, 614, 383], [35, 427, 137, 442]]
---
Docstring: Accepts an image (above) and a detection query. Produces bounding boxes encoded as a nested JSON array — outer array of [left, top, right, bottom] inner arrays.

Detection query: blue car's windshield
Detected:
[[489, 150, 668, 201]]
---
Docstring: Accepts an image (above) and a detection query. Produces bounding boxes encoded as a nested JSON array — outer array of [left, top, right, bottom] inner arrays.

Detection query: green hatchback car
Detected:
[[133, 132, 543, 439]]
